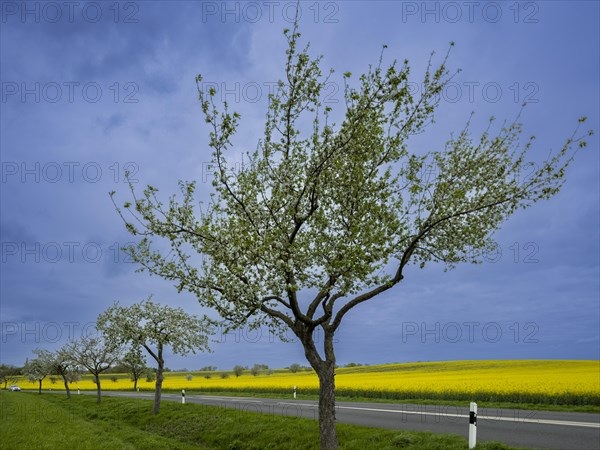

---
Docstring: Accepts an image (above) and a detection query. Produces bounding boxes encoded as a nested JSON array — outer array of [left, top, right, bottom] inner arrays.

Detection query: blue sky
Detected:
[[1, 1, 598, 370]]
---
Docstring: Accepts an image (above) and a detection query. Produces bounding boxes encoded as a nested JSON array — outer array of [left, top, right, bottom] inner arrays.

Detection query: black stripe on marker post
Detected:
[[469, 411, 477, 425]]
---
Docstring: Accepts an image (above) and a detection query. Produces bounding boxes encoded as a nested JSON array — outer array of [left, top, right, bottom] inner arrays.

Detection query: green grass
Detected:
[[0, 392, 522, 449], [0, 391, 199, 449]]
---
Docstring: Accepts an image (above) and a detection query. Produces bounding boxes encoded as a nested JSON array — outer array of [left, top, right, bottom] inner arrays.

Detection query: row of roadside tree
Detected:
[[6, 297, 211, 415]]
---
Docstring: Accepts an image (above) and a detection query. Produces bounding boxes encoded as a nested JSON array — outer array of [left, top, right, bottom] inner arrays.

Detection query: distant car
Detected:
[[8, 385, 21, 391]]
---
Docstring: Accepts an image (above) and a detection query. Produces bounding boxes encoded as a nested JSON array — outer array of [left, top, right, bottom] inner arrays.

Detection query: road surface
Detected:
[[33, 390, 600, 449]]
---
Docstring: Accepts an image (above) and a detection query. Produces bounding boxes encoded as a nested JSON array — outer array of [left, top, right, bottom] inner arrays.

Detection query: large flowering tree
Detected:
[[111, 23, 591, 448]]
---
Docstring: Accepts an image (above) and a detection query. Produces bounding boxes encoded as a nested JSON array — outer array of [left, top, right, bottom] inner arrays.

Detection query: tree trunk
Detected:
[[317, 360, 338, 449], [95, 374, 102, 404], [299, 327, 339, 450], [133, 376, 138, 391], [153, 344, 164, 415], [153, 363, 163, 415], [62, 375, 71, 399], [38, 379, 42, 394]]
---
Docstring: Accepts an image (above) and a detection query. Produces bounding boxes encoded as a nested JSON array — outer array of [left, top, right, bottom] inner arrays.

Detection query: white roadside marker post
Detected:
[[469, 402, 477, 449], [77, 387, 80, 395], [182, 389, 186, 404], [293, 385, 297, 399]]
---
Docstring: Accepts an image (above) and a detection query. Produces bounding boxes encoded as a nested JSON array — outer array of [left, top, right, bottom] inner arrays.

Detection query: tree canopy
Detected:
[[97, 297, 212, 361]]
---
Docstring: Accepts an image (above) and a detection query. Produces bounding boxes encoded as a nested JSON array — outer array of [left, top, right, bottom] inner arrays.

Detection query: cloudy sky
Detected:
[[1, 1, 598, 371]]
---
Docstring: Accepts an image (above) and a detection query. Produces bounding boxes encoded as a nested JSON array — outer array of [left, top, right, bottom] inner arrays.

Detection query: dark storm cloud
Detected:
[[1, 1, 598, 369]]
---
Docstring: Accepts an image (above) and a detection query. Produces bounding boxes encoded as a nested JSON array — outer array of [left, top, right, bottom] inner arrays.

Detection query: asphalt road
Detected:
[[34, 390, 600, 449]]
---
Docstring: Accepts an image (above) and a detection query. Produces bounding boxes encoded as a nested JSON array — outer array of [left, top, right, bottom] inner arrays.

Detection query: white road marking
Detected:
[[275, 403, 600, 429]]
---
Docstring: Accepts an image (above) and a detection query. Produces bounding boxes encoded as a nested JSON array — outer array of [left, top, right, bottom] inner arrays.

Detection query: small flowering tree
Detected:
[[66, 335, 121, 404], [24, 351, 52, 394], [48, 346, 78, 399], [121, 346, 147, 391], [97, 297, 213, 415]]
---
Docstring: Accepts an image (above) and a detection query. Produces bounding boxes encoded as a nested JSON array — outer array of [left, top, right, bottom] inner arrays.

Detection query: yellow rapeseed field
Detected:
[[29, 360, 599, 405]]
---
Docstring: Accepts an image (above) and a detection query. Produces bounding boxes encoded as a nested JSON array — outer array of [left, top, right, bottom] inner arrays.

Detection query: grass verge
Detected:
[[0, 392, 522, 449]]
